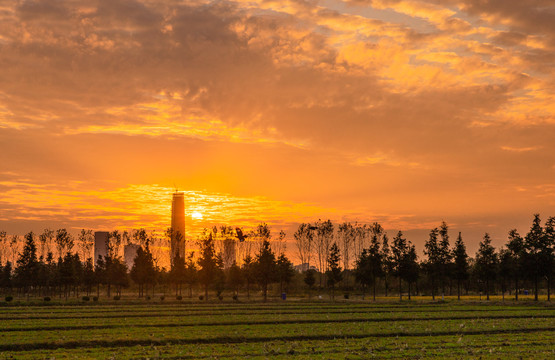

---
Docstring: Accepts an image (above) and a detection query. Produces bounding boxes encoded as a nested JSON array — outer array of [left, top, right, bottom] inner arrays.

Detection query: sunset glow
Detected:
[[1, 0, 554, 254]]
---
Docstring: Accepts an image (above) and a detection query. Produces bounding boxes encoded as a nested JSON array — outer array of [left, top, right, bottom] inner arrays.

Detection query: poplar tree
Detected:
[[475, 233, 498, 300], [254, 240, 278, 302], [15, 232, 39, 294], [197, 232, 219, 301], [326, 243, 342, 301], [524, 214, 544, 301], [452, 232, 469, 300], [506, 229, 524, 300]]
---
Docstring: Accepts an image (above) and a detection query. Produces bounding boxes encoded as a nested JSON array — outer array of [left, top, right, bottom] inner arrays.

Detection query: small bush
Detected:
[[5, 296, 13, 302], [218, 295, 223, 301], [232, 294, 238, 301], [160, 295, 165, 301], [44, 296, 51, 302], [92, 296, 99, 302], [344, 293, 350, 299], [176, 295, 182, 300], [82, 296, 90, 301], [113, 295, 120, 301], [145, 295, 151, 300], [198, 295, 204, 301]]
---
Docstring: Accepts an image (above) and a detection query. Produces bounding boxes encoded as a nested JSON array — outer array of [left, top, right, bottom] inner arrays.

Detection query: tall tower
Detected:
[[171, 191, 186, 264]]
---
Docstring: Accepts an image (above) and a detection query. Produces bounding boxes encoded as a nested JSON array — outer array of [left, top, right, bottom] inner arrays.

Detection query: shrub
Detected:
[[5, 296, 13, 302], [82, 296, 90, 301], [92, 296, 99, 302], [160, 295, 165, 301], [145, 295, 151, 300], [176, 295, 182, 300], [232, 294, 238, 301], [113, 295, 120, 301], [199, 295, 204, 301], [344, 293, 349, 299], [44, 297, 51, 302], [218, 295, 223, 301]]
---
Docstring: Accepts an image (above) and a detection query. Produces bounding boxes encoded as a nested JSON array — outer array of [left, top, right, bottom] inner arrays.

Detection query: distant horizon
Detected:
[[1, 209, 551, 266], [1, 1, 554, 257]]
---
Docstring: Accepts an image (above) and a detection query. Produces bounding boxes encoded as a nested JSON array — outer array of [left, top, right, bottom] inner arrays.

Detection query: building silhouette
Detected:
[[171, 191, 186, 264], [94, 231, 109, 265]]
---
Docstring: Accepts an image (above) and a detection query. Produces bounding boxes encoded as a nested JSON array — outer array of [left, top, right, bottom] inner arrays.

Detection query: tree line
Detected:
[[0, 214, 553, 301]]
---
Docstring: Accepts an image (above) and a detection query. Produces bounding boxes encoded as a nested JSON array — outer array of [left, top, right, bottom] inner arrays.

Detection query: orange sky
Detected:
[[1, 0, 554, 255]]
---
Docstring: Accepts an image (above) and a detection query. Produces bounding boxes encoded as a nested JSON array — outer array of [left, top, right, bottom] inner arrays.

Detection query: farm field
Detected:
[[0, 301, 553, 359]]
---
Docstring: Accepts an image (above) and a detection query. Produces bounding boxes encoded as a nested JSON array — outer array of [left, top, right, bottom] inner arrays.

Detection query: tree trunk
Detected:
[[431, 277, 435, 301], [515, 276, 518, 301], [548, 275, 551, 301], [457, 280, 461, 301], [534, 275, 538, 301], [373, 280, 376, 302], [486, 279, 490, 301], [398, 277, 402, 301], [204, 284, 208, 301], [408, 282, 412, 300]]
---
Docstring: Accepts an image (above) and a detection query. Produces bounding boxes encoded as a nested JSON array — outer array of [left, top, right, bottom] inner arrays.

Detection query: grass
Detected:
[[0, 300, 553, 359]]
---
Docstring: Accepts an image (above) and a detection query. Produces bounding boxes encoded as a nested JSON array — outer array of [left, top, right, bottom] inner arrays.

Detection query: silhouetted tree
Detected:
[[438, 222, 452, 297], [197, 232, 219, 301], [542, 216, 554, 301], [82, 258, 95, 296], [1, 261, 12, 292], [276, 253, 295, 294], [392, 231, 408, 301], [169, 254, 186, 296], [424, 227, 441, 300], [227, 261, 243, 297], [294, 223, 314, 271], [523, 214, 549, 301], [354, 233, 382, 301], [304, 269, 316, 298], [326, 243, 342, 301], [403, 243, 419, 300], [94, 255, 105, 297], [475, 233, 497, 300], [506, 229, 524, 301], [498, 247, 513, 301], [55, 229, 73, 259], [38, 229, 54, 261], [77, 229, 94, 262], [380, 233, 393, 297], [316, 220, 334, 286], [14, 232, 39, 295], [184, 252, 197, 298], [131, 246, 157, 297], [242, 254, 255, 298], [452, 232, 469, 300], [214, 254, 226, 298], [253, 240, 278, 302]]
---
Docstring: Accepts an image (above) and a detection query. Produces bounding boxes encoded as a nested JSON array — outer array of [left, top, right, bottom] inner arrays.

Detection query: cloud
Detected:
[[0, 0, 554, 250], [500, 145, 541, 152]]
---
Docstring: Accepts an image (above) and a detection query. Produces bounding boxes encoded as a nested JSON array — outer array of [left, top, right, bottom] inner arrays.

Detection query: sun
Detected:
[[191, 211, 203, 220]]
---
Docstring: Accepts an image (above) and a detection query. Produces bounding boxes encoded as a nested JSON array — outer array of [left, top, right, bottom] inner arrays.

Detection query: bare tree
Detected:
[[78, 229, 94, 261], [10, 235, 19, 264], [294, 223, 314, 271], [338, 223, 354, 271], [39, 228, 54, 259], [274, 230, 287, 256], [0, 231, 7, 265], [55, 228, 73, 259]]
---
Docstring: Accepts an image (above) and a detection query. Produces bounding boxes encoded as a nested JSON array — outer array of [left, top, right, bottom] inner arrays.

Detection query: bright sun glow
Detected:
[[191, 211, 203, 220]]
